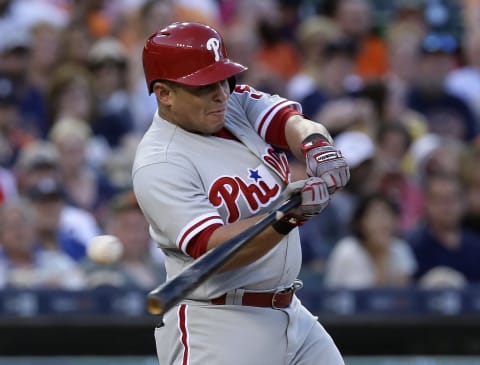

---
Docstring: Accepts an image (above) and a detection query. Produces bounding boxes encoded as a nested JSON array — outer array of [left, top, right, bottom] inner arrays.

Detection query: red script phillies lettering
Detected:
[[209, 176, 280, 223]]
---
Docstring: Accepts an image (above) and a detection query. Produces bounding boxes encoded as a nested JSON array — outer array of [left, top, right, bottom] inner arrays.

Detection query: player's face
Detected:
[[160, 80, 230, 134]]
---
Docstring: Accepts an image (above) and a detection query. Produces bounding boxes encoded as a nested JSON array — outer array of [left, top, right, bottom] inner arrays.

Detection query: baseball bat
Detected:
[[147, 194, 301, 317]]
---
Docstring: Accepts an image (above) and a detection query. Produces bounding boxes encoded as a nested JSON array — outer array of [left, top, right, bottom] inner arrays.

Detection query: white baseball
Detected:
[[87, 235, 124, 265]]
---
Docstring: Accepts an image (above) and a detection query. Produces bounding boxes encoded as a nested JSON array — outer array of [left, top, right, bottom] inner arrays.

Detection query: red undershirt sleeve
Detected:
[[264, 107, 303, 151], [185, 223, 223, 258]]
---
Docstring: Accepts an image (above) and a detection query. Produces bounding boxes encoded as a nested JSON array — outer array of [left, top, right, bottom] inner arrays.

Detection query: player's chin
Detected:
[[207, 113, 226, 132]]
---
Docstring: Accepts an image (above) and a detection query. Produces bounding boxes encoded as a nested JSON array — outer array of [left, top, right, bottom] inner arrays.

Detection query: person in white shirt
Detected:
[[325, 193, 417, 288], [445, 31, 480, 123]]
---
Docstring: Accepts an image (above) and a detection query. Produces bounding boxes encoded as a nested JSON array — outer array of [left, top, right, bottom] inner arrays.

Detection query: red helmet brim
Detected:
[[175, 59, 247, 86]]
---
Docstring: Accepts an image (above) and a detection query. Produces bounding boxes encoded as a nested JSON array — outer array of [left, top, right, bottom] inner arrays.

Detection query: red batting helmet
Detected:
[[142, 22, 247, 94]]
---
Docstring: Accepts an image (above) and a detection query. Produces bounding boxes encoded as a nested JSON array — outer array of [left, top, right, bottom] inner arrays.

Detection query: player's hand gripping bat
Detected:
[[146, 194, 302, 318]]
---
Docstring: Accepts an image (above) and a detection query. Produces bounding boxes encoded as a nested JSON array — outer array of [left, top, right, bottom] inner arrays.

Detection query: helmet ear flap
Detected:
[[228, 76, 236, 93], [148, 80, 157, 94]]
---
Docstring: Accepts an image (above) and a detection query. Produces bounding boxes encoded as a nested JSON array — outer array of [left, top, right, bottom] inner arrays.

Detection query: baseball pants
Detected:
[[154, 296, 344, 365]]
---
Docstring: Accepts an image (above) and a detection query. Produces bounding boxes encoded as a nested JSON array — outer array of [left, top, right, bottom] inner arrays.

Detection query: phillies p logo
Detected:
[[207, 38, 220, 61]]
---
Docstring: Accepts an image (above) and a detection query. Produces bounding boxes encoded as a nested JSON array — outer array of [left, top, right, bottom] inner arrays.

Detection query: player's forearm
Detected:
[[284, 115, 333, 162], [206, 216, 286, 272]]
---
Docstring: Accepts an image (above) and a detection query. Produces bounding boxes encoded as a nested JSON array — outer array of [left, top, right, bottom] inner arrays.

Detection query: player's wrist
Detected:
[[272, 219, 296, 235], [272, 214, 305, 235], [300, 134, 332, 155]]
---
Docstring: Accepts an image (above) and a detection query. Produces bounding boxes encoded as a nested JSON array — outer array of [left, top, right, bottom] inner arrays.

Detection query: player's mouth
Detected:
[[209, 109, 226, 116]]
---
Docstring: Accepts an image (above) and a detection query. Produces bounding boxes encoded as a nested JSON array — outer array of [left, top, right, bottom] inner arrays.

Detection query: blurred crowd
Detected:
[[0, 0, 479, 293]]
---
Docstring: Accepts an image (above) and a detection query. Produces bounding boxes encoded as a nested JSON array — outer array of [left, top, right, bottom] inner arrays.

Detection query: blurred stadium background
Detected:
[[1, 0, 480, 364]]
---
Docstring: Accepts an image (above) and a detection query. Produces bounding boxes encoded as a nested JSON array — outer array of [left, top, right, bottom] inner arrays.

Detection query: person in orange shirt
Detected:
[[332, 0, 388, 80], [253, 18, 301, 84]]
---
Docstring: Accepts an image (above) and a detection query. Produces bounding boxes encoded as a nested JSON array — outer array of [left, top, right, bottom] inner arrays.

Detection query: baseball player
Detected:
[[132, 22, 349, 365]]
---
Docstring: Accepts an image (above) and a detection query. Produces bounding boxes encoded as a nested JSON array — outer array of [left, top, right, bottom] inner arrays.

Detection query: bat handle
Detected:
[[280, 193, 301, 214]]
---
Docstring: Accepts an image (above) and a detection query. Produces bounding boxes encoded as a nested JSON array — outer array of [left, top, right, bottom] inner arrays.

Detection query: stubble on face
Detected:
[[162, 81, 230, 134]]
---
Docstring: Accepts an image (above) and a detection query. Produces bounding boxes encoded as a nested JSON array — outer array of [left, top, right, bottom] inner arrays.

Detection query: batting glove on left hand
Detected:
[[279, 177, 330, 227], [302, 137, 350, 194], [273, 177, 331, 235]]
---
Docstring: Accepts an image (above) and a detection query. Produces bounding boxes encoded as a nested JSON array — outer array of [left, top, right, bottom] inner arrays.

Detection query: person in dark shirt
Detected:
[[300, 37, 358, 119], [27, 177, 87, 261], [407, 173, 480, 282], [406, 33, 478, 141]]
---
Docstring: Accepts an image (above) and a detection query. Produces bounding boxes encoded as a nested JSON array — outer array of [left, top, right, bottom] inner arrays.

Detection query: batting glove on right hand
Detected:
[[273, 177, 330, 235], [302, 138, 350, 194]]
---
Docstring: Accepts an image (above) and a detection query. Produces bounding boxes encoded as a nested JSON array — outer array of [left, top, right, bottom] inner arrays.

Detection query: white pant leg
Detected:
[[284, 297, 345, 365], [155, 303, 290, 365], [154, 299, 344, 365]]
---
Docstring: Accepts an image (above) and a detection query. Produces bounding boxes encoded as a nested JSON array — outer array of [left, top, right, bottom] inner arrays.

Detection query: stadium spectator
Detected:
[[388, 0, 427, 36], [384, 5, 426, 95], [57, 21, 94, 68], [14, 141, 62, 195], [300, 37, 360, 121], [48, 116, 117, 227], [328, 0, 388, 80], [459, 141, 480, 235], [87, 37, 135, 147], [28, 21, 63, 93], [46, 63, 96, 131], [406, 32, 478, 141], [250, 16, 301, 95], [0, 75, 35, 168], [300, 39, 365, 129], [0, 166, 16, 204], [408, 133, 465, 186], [286, 15, 341, 102], [14, 141, 101, 247], [446, 30, 480, 123], [383, 21, 429, 142], [126, 0, 175, 133], [0, 197, 86, 289], [298, 201, 345, 276], [406, 173, 480, 283], [324, 193, 417, 288], [103, 133, 142, 192], [329, 130, 377, 228], [84, 190, 166, 290], [0, 24, 48, 138], [374, 123, 424, 234], [26, 177, 87, 262]]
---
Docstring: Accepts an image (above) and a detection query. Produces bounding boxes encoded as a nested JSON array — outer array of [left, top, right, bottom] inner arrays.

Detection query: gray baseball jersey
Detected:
[[133, 85, 302, 299], [132, 85, 344, 365]]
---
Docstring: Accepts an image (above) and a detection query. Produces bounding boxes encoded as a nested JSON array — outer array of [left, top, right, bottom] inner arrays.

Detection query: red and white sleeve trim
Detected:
[[176, 213, 224, 254], [256, 100, 301, 140]]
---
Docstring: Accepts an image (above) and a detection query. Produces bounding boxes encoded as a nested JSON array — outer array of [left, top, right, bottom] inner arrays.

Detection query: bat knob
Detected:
[[147, 295, 166, 316]]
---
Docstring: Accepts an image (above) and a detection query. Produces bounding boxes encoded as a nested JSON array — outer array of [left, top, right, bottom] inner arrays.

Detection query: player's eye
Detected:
[[181, 80, 228, 96], [199, 80, 228, 93]]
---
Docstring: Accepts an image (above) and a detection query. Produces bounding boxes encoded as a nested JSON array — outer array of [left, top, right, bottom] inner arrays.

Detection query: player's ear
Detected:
[[153, 81, 174, 106]]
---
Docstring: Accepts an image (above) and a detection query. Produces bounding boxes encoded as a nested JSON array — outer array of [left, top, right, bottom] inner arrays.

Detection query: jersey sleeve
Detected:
[[133, 161, 224, 256], [230, 85, 302, 148]]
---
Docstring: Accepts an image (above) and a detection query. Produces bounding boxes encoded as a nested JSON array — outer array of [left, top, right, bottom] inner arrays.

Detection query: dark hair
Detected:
[[376, 122, 412, 151], [350, 193, 400, 241], [322, 37, 358, 59]]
